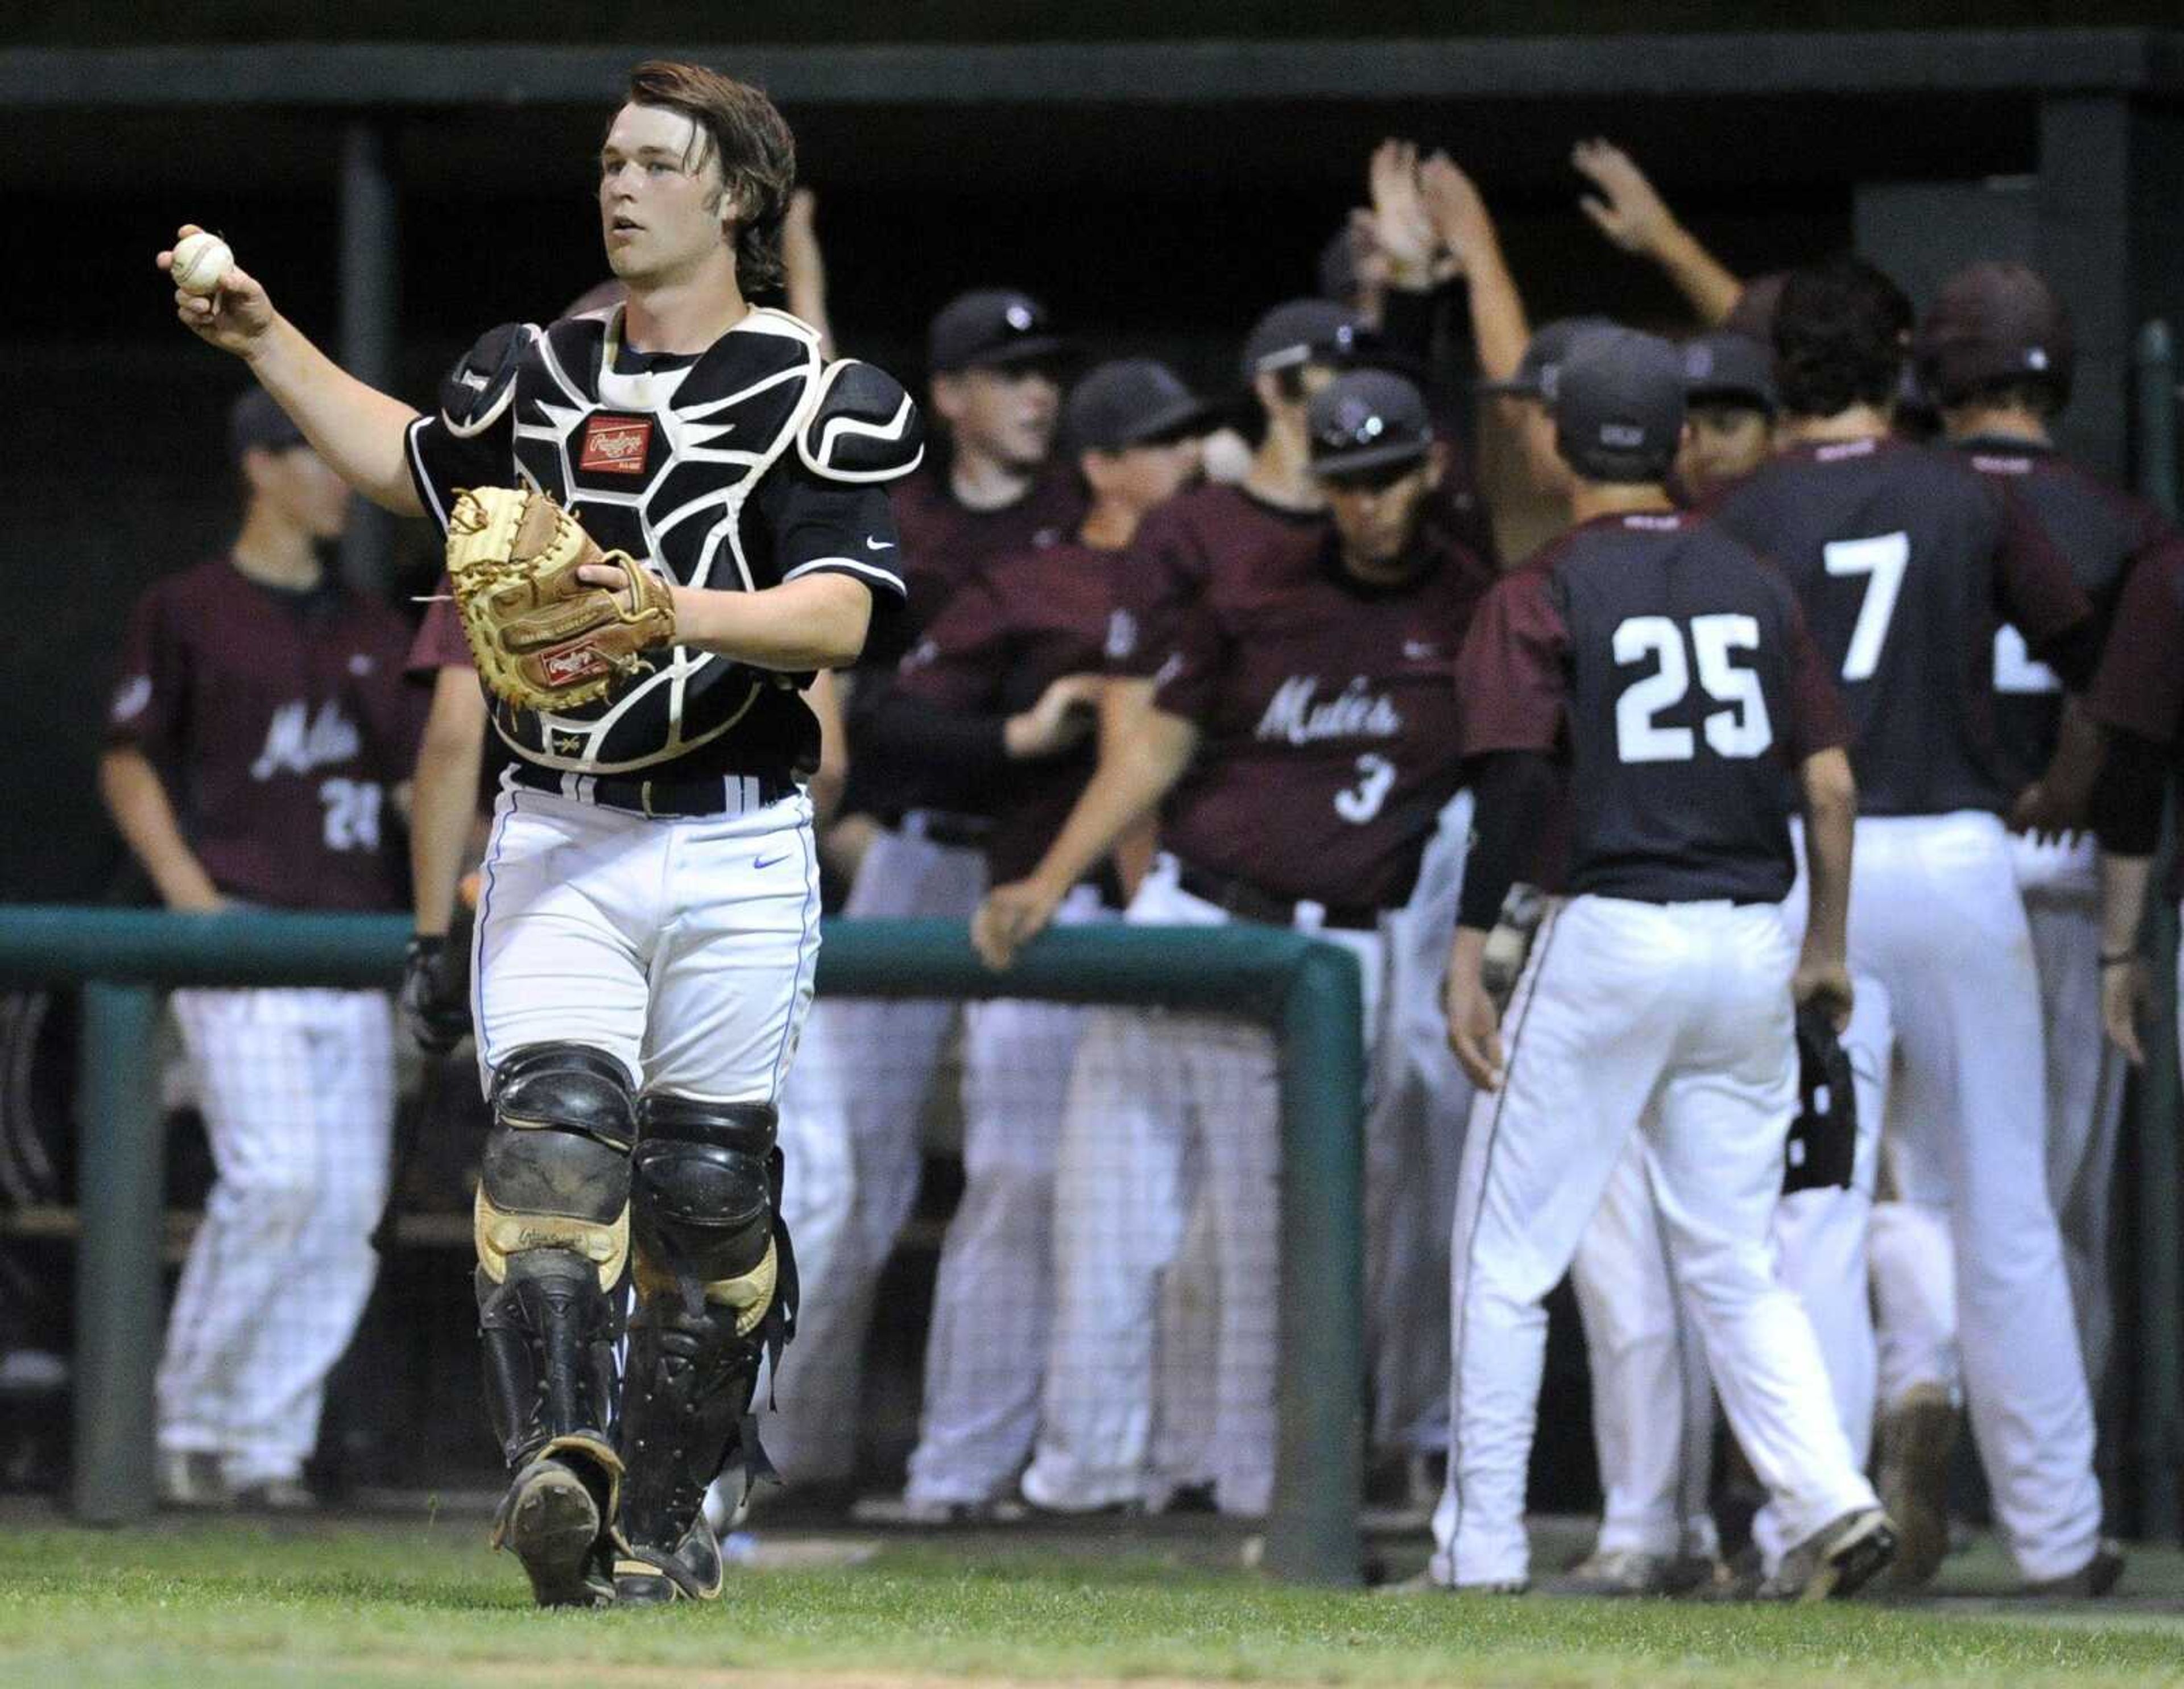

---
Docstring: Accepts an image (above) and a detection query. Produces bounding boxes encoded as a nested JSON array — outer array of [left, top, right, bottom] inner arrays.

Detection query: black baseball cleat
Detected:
[[2021, 1539, 2125, 1599], [492, 1453, 616, 1609], [615, 1518, 727, 1605], [1756, 1507, 1898, 1603]]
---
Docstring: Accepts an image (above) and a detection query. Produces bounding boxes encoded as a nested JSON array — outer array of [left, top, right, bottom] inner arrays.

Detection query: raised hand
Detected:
[[1367, 139, 1440, 290], [1571, 139, 1678, 257], [159, 224, 276, 358], [1417, 151, 1497, 276]]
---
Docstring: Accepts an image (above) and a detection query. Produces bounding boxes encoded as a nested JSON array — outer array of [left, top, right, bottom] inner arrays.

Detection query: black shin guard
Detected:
[[473, 1044, 635, 1481], [614, 1096, 799, 1597]]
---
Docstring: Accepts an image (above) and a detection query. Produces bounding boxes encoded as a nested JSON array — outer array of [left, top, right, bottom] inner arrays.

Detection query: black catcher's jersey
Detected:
[[406, 305, 919, 781]]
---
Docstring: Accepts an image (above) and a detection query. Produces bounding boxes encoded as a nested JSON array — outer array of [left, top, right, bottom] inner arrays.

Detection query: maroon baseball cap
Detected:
[[1914, 262, 2074, 407]]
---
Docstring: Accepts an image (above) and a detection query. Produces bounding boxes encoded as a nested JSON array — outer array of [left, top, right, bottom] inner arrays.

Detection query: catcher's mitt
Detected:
[[1784, 1001, 1858, 1195], [444, 486, 676, 711]]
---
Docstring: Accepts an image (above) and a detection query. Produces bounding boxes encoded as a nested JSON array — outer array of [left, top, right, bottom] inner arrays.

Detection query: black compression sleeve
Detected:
[[2090, 728, 2169, 857], [2028, 616, 2103, 693], [850, 679, 1011, 802], [1457, 751, 1560, 931]]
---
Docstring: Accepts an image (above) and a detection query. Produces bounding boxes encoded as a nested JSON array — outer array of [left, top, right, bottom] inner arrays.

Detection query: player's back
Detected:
[[1713, 434, 2060, 817], [1953, 437, 2169, 789], [1540, 512, 1832, 906]]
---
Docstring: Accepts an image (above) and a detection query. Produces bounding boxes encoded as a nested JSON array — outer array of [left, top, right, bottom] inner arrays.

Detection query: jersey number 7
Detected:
[[1822, 532, 1910, 682], [1614, 613, 1774, 765]]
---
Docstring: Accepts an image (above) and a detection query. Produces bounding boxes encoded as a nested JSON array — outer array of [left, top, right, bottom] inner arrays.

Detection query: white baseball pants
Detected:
[[470, 783, 823, 1105], [1841, 812, 2101, 1581], [765, 820, 987, 1482], [904, 887, 1110, 1506], [1022, 859, 1385, 1517], [157, 986, 394, 1486], [1366, 789, 1476, 1457], [1573, 963, 1887, 1567], [1430, 896, 1875, 1589], [1871, 833, 2124, 1422]]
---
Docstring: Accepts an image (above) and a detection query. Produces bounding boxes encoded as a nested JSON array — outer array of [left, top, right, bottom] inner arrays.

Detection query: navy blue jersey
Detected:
[[1711, 436, 2089, 817], [1950, 436, 2171, 790], [1460, 511, 1850, 906]]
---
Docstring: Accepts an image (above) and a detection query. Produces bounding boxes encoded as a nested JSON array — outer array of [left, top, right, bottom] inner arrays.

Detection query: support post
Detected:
[[338, 120, 398, 597], [2131, 318, 2182, 1541], [71, 983, 164, 1526], [1265, 941, 1367, 1585]]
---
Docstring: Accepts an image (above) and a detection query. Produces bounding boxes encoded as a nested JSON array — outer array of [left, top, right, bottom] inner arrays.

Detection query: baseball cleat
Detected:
[[1875, 1382, 1957, 1592], [230, 1476, 317, 1513], [2021, 1539, 2125, 1599], [155, 1450, 231, 1511], [492, 1456, 614, 1609], [1757, 1506, 1897, 1603], [1375, 1568, 1528, 1597], [1538, 1548, 1685, 1598], [614, 1518, 726, 1605]]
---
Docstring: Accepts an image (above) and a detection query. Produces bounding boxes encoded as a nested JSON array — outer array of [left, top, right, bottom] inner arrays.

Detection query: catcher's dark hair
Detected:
[[1946, 374, 2068, 422], [1772, 255, 1913, 419], [620, 60, 795, 296]]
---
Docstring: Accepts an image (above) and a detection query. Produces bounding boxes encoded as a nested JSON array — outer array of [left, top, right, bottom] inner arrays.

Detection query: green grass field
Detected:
[[4, 1505, 2183, 1688]]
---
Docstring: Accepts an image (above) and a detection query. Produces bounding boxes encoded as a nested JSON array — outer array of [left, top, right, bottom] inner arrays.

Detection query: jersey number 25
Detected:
[[1614, 614, 1774, 764]]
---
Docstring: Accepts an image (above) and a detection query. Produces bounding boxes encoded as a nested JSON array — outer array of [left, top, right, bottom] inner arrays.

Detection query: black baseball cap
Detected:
[[927, 288, 1069, 374], [229, 388, 308, 464], [1480, 315, 1618, 400], [1914, 261, 2075, 408], [1681, 331, 1778, 415], [1554, 328, 1686, 484], [1306, 369, 1434, 478], [1240, 299, 1362, 386], [1064, 359, 1215, 454]]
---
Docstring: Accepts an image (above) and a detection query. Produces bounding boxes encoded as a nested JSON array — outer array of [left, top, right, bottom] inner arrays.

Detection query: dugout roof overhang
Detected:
[[2, 29, 2182, 197]]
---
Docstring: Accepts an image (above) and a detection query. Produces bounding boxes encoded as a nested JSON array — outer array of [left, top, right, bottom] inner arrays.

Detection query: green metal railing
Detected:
[[2130, 319, 2182, 1540], [0, 908, 1367, 1585]]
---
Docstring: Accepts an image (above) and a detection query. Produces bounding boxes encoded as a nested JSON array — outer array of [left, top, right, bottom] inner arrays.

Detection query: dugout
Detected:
[[3, 23, 2183, 1538]]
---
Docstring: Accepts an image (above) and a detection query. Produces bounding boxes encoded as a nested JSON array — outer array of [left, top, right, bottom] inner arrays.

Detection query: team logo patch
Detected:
[[579, 414, 653, 477], [543, 644, 609, 687]]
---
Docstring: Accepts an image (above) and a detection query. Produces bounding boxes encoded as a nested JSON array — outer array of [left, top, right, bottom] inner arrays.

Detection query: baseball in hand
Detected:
[[171, 231, 233, 296]]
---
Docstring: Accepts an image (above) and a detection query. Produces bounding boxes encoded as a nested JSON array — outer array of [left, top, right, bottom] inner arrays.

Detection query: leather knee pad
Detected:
[[476, 1042, 635, 1290], [630, 1096, 788, 1331]]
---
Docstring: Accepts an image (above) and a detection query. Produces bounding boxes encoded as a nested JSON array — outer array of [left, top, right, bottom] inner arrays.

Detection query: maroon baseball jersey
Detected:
[[1461, 511, 1850, 906], [893, 534, 1113, 882], [883, 461, 1086, 662], [843, 461, 1085, 819], [1103, 484, 1331, 683], [1711, 435, 2091, 817], [1952, 435, 2173, 791], [1149, 521, 1489, 911], [407, 589, 469, 675], [2088, 542, 2184, 895], [106, 558, 424, 911]]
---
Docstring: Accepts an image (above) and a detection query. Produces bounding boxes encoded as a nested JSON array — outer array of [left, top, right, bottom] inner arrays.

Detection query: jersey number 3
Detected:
[[1614, 614, 1774, 764]]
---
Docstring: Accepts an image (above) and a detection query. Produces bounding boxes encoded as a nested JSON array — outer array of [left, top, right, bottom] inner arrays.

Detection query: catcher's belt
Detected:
[[445, 486, 677, 712]]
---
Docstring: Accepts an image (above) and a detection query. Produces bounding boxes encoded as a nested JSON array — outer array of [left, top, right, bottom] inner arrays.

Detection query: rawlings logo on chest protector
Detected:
[[579, 414, 654, 476]]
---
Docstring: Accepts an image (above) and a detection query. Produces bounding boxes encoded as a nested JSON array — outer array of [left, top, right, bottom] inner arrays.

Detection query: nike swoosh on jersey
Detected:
[[865, 537, 896, 551], [753, 851, 791, 870]]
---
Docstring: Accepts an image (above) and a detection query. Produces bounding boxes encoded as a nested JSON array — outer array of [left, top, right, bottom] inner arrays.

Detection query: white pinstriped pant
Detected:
[[1021, 860, 1385, 1517], [903, 886, 1110, 1505], [765, 823, 988, 1484], [157, 987, 394, 1485]]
